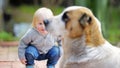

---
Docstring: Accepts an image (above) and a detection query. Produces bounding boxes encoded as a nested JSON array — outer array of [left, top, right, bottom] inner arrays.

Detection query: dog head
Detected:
[[45, 6, 105, 46]]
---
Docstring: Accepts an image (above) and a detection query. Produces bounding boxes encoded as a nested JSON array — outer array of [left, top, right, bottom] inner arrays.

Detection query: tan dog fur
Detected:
[[46, 6, 120, 68]]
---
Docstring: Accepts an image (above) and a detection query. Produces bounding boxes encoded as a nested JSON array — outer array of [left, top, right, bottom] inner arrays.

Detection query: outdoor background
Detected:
[[0, 0, 120, 44], [0, 0, 120, 68]]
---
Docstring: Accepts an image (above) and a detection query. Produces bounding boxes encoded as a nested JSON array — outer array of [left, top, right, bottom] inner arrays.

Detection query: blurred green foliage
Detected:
[[0, 31, 18, 41], [8, 5, 38, 22], [19, 5, 64, 15], [106, 7, 120, 44], [50, 6, 64, 15], [19, 5, 39, 14], [7, 5, 64, 22]]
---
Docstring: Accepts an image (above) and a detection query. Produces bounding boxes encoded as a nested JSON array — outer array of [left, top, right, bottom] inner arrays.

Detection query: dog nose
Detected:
[[44, 19, 49, 26]]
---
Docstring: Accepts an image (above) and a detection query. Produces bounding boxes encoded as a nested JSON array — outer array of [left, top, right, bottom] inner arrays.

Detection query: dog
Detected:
[[45, 6, 120, 68]]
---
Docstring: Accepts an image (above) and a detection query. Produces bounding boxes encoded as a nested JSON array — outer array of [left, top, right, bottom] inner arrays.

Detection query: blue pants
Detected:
[[25, 45, 62, 68]]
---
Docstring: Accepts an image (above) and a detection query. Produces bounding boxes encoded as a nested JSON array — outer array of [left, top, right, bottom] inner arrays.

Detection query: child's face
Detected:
[[36, 19, 46, 33]]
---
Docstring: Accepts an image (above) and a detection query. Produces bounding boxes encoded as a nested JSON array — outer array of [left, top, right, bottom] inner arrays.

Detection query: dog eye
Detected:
[[62, 12, 69, 22]]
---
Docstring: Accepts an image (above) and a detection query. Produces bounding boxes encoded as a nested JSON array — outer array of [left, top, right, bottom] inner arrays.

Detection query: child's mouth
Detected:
[[41, 29, 45, 31]]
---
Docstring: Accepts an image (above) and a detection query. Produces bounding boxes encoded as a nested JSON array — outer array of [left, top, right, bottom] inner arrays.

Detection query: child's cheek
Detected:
[[38, 27, 42, 31], [36, 25, 41, 31]]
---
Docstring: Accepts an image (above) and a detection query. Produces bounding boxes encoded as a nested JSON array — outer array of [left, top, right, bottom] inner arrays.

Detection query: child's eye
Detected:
[[39, 23, 43, 25]]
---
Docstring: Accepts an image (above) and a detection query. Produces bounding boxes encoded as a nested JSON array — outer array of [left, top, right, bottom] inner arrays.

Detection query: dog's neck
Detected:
[[63, 34, 113, 56], [63, 35, 118, 63], [63, 35, 86, 56]]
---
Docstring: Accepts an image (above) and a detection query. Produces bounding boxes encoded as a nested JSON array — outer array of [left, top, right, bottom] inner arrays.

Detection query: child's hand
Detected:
[[57, 36, 61, 42], [57, 35, 63, 46], [20, 58, 27, 64]]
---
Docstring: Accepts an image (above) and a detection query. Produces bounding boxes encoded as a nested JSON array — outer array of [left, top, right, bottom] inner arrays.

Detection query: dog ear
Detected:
[[79, 13, 92, 26], [62, 12, 69, 23]]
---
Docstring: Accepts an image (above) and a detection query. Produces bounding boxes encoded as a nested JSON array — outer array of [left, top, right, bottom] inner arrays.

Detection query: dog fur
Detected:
[[46, 6, 120, 68]]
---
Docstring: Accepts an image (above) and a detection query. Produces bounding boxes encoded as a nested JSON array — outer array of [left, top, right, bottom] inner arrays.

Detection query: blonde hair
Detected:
[[32, 7, 53, 27]]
